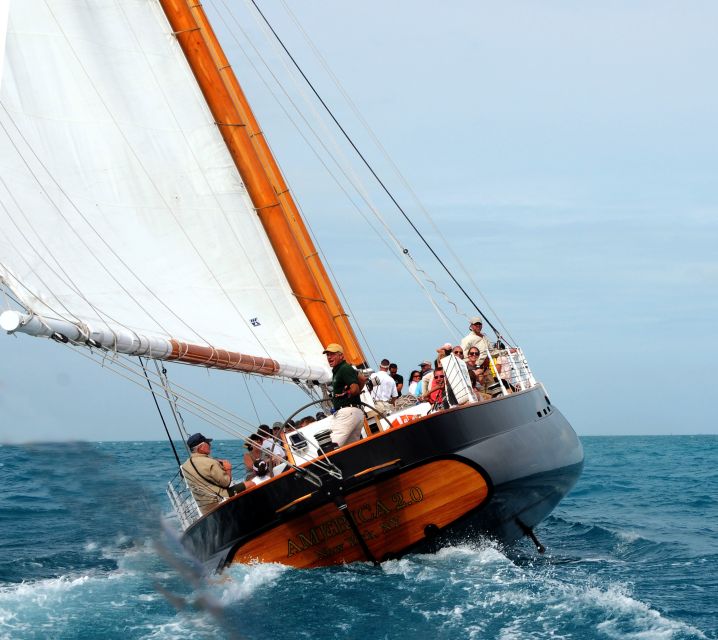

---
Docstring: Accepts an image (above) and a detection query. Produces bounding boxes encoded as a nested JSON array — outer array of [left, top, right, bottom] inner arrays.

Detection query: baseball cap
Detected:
[[187, 433, 212, 449], [323, 343, 344, 354]]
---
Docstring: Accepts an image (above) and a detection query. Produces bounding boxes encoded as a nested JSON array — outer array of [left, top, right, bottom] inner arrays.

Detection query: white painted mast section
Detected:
[[0, 309, 172, 357], [0, 309, 330, 381]]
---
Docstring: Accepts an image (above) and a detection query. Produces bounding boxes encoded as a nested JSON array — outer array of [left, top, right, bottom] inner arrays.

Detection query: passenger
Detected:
[[252, 459, 272, 485], [420, 365, 436, 397], [315, 411, 327, 421], [323, 343, 364, 447], [440, 342, 453, 357], [370, 358, 398, 416], [421, 351, 446, 397], [243, 433, 263, 480], [297, 415, 317, 428], [256, 423, 272, 446], [426, 369, 447, 407], [418, 360, 432, 377], [465, 347, 481, 371], [407, 370, 422, 396], [452, 345, 464, 359], [264, 422, 287, 468], [388, 363, 403, 396], [460, 317, 491, 364], [181, 433, 246, 515], [270, 421, 287, 449], [474, 367, 494, 401]]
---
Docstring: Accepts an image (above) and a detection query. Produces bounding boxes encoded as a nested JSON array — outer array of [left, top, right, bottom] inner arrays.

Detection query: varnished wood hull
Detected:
[[181, 384, 583, 571]]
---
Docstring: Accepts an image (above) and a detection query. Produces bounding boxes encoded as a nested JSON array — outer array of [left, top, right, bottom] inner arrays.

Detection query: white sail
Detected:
[[0, 1, 331, 382], [0, 1, 8, 88]]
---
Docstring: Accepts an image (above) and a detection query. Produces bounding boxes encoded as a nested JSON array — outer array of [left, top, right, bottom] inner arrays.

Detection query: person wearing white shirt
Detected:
[[460, 317, 491, 364], [370, 358, 398, 416]]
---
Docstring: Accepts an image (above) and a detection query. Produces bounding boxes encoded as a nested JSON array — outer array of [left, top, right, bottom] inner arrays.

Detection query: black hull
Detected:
[[181, 384, 583, 571]]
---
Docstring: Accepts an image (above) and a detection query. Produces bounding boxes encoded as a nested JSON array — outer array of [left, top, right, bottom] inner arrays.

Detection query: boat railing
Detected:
[[167, 470, 202, 531], [489, 346, 536, 392]]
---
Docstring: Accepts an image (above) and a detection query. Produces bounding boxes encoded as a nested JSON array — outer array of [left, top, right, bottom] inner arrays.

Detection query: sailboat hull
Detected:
[[180, 384, 583, 571]]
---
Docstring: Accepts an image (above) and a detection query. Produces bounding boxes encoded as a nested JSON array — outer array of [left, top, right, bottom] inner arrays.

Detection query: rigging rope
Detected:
[[277, 0, 517, 345], [139, 356, 183, 468], [247, 0, 501, 337], [212, 0, 463, 341]]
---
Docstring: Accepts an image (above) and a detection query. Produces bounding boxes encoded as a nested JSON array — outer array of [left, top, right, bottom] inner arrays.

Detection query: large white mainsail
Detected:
[[0, 1, 331, 382]]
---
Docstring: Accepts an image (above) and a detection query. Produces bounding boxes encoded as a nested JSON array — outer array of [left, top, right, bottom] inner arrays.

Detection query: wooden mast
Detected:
[[158, 0, 366, 366]]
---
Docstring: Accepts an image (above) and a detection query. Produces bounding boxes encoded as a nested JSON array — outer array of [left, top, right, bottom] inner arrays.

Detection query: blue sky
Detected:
[[1, 1, 716, 440]]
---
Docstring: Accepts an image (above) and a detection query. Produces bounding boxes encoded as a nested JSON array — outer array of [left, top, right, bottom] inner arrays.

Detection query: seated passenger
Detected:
[[265, 422, 287, 468], [407, 370, 422, 396], [243, 433, 263, 480], [421, 357, 444, 397], [465, 347, 481, 370], [252, 460, 272, 485], [426, 369, 448, 408], [181, 433, 246, 515], [473, 367, 493, 401]]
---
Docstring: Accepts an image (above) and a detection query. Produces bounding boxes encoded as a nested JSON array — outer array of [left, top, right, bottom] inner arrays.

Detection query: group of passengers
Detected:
[[180, 316, 510, 515], [388, 316, 511, 409]]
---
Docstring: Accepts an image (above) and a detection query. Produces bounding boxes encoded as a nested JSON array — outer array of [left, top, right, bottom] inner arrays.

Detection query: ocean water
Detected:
[[0, 436, 715, 640]]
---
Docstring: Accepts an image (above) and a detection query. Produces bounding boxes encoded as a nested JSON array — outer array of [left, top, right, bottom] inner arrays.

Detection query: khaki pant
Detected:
[[331, 406, 364, 446]]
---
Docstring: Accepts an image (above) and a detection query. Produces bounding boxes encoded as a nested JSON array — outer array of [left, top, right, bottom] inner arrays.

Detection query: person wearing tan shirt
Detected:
[[181, 432, 246, 515], [460, 317, 491, 364]]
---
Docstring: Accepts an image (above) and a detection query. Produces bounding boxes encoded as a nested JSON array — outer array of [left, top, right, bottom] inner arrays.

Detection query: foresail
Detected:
[[0, 1, 330, 382]]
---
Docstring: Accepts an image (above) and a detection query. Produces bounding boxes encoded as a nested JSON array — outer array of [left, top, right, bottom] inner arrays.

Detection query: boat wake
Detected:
[[0, 534, 709, 639]]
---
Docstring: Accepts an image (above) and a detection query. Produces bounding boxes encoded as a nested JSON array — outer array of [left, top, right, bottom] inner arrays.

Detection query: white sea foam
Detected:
[[217, 561, 290, 604], [588, 583, 707, 640], [615, 528, 643, 543], [0, 575, 92, 639], [368, 541, 709, 640]]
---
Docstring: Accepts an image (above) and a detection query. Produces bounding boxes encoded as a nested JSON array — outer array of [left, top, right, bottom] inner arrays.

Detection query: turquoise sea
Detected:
[[0, 436, 716, 639]]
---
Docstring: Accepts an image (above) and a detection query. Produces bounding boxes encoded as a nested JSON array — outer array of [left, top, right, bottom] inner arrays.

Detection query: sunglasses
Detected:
[[434, 375, 445, 380], [452, 350, 463, 355], [468, 351, 479, 356]]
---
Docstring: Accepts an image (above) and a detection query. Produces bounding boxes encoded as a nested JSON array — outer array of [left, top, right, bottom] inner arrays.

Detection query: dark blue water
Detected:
[[1, 436, 716, 639]]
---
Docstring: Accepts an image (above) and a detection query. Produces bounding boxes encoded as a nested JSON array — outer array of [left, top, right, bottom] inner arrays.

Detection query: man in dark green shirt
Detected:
[[323, 343, 364, 446]]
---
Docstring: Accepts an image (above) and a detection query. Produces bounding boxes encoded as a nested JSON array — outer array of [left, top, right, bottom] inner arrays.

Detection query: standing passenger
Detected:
[[460, 317, 491, 364], [323, 343, 364, 447], [371, 358, 398, 416], [388, 363, 404, 396]]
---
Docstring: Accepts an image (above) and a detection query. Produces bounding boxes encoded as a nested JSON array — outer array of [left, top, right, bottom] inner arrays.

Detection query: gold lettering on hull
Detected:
[[286, 487, 423, 558], [232, 459, 490, 568]]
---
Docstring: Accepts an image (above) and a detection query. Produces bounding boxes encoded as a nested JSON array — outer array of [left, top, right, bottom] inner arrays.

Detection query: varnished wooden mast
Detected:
[[158, 0, 366, 366]]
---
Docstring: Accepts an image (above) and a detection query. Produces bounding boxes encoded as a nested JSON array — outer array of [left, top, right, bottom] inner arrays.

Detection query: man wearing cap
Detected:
[[181, 433, 245, 515], [323, 343, 364, 447], [461, 317, 491, 364], [262, 422, 287, 468]]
